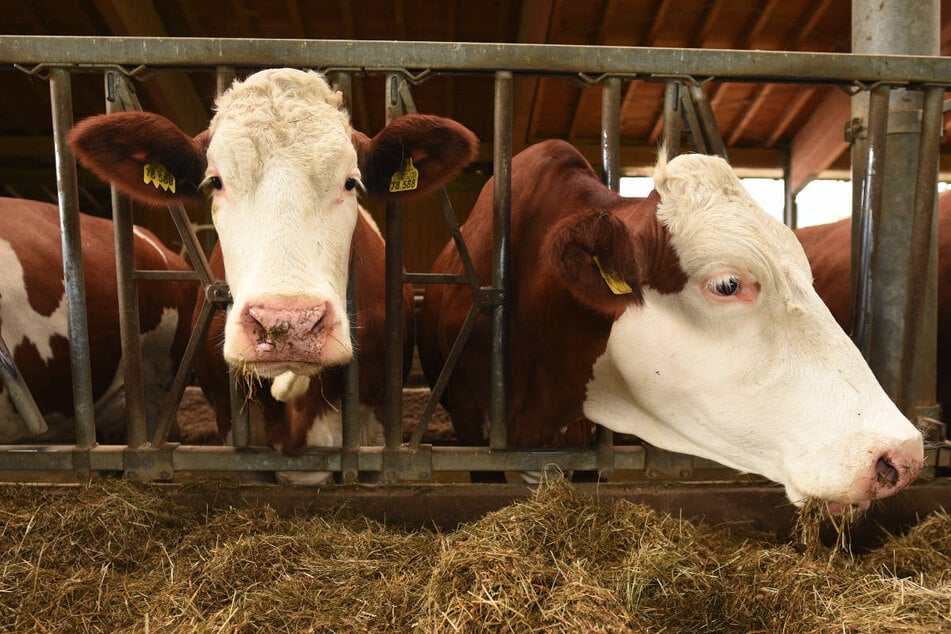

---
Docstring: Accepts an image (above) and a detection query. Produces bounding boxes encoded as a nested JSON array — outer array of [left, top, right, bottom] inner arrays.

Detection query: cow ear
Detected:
[[355, 114, 478, 200], [544, 210, 644, 317], [69, 111, 208, 206]]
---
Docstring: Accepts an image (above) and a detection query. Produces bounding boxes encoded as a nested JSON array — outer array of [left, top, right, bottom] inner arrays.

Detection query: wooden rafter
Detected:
[[765, 86, 817, 148], [727, 83, 775, 146], [513, 0, 555, 152]]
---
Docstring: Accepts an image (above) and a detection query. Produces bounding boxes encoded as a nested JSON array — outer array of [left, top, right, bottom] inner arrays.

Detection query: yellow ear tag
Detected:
[[143, 162, 176, 194], [592, 255, 633, 295], [389, 158, 419, 193]]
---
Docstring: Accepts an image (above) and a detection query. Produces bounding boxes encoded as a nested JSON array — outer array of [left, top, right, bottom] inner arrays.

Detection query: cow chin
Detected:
[[224, 324, 353, 381]]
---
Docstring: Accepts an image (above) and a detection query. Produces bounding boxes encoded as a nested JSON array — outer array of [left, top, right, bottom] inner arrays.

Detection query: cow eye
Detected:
[[344, 177, 357, 191], [711, 276, 740, 296], [208, 176, 223, 190]]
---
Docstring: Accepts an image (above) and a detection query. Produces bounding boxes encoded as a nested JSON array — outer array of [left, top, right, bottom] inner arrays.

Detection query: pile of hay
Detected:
[[1, 478, 948, 633]]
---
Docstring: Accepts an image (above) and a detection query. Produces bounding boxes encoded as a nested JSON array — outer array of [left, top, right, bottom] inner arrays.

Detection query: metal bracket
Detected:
[[123, 444, 177, 482], [381, 445, 433, 482], [844, 117, 866, 143], [205, 282, 232, 303]]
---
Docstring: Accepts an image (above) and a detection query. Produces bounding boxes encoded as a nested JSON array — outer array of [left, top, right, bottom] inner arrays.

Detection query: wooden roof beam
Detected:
[[788, 88, 850, 192], [513, 0, 555, 153]]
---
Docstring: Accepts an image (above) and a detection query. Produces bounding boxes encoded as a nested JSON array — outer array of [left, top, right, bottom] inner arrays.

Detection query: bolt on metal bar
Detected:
[[48, 67, 96, 449], [853, 83, 891, 358], [0, 335, 47, 435], [489, 71, 513, 451], [105, 71, 149, 447], [898, 85, 945, 414], [662, 80, 682, 160]]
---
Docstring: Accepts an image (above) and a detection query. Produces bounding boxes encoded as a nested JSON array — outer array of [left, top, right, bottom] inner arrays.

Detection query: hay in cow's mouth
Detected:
[[2, 477, 949, 632]]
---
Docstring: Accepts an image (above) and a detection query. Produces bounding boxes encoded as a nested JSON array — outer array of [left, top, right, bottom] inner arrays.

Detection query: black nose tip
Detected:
[[876, 456, 899, 487]]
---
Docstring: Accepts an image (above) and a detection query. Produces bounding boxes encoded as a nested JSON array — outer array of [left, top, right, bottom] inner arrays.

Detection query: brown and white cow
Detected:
[[0, 196, 195, 443], [420, 139, 923, 508], [796, 190, 951, 414], [70, 69, 478, 480]]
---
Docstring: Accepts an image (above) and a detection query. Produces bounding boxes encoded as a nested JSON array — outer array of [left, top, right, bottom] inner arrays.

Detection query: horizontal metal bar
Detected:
[[404, 272, 470, 285], [0, 444, 649, 472], [133, 269, 201, 282], [4, 37, 951, 85]]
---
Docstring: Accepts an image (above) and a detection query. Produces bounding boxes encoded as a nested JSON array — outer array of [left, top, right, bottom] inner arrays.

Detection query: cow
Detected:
[[0, 196, 195, 443], [419, 139, 923, 510], [796, 191, 951, 415], [69, 68, 478, 481]]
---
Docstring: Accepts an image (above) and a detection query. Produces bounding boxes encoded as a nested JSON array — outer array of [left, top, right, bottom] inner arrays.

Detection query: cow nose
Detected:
[[870, 441, 923, 499], [246, 303, 329, 352]]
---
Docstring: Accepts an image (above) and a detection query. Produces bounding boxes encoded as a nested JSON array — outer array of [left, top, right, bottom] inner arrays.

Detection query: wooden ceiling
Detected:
[[2, 0, 951, 214]]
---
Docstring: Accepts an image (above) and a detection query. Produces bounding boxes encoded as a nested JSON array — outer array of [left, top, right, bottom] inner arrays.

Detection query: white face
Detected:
[[584, 153, 923, 508], [203, 69, 361, 379]]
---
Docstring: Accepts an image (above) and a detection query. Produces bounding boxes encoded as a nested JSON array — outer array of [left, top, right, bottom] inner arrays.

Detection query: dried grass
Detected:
[[0, 477, 948, 633]]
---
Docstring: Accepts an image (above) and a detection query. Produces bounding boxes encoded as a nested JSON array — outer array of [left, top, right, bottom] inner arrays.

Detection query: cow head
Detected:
[[70, 68, 477, 381], [550, 152, 922, 509]]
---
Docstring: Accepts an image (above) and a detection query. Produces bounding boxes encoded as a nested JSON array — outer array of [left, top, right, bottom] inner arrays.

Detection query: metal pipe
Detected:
[[782, 150, 798, 229], [898, 85, 944, 413], [600, 77, 621, 191], [688, 83, 728, 159], [383, 73, 405, 453], [852, 0, 940, 410], [662, 81, 682, 160], [852, 83, 889, 359], [48, 67, 96, 449], [332, 71, 361, 483], [105, 72, 149, 448], [489, 70, 512, 450], [0, 336, 47, 435], [678, 88, 708, 155], [5, 37, 951, 85]]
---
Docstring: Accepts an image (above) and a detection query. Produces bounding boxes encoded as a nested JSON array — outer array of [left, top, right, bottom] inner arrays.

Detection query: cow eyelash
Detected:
[[200, 175, 223, 193], [709, 275, 741, 297]]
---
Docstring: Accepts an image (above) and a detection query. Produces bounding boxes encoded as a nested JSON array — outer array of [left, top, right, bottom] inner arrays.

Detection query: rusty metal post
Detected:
[[852, 0, 940, 420], [49, 67, 96, 449], [489, 71, 513, 451]]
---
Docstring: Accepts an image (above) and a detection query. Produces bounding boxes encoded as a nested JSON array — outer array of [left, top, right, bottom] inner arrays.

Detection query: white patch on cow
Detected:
[[275, 404, 384, 485], [584, 152, 923, 506], [94, 308, 180, 440], [0, 238, 68, 364], [270, 371, 311, 401], [207, 69, 360, 378]]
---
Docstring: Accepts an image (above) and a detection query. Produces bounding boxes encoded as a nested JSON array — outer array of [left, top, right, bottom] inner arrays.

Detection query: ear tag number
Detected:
[[143, 162, 176, 193], [593, 255, 633, 295], [389, 158, 419, 193]]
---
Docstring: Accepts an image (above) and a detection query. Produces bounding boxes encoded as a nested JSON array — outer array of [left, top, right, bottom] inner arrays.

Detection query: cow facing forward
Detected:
[[420, 140, 923, 509], [70, 69, 478, 477], [0, 197, 194, 443]]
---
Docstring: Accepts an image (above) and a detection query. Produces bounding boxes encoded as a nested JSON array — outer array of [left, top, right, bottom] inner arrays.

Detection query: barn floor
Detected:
[[1, 476, 949, 633]]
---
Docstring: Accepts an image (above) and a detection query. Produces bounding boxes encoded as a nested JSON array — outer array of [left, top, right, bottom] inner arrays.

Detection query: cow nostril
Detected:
[[876, 456, 900, 488]]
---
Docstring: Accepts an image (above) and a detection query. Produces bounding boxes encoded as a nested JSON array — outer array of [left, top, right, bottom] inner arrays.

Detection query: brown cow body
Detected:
[[0, 197, 194, 442], [796, 192, 951, 414]]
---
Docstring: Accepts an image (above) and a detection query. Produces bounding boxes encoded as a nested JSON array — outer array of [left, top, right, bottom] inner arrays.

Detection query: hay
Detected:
[[1, 478, 949, 633]]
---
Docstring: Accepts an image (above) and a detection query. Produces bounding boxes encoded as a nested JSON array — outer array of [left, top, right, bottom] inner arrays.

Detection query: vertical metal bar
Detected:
[[678, 89, 708, 155], [688, 83, 728, 159], [898, 85, 943, 413], [332, 71, 361, 482], [49, 67, 96, 448], [105, 72, 149, 448], [600, 77, 621, 191], [215, 65, 235, 96], [853, 0, 940, 411], [782, 150, 798, 229], [489, 70, 512, 451], [383, 73, 405, 453], [662, 80, 682, 161], [598, 76, 620, 475], [852, 83, 889, 359], [0, 336, 47, 435]]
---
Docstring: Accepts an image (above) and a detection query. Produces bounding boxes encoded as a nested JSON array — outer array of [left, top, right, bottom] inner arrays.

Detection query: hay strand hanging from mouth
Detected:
[[1, 477, 949, 633]]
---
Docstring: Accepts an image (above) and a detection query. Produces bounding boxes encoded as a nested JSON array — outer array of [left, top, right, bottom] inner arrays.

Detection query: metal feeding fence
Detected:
[[0, 35, 949, 484]]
